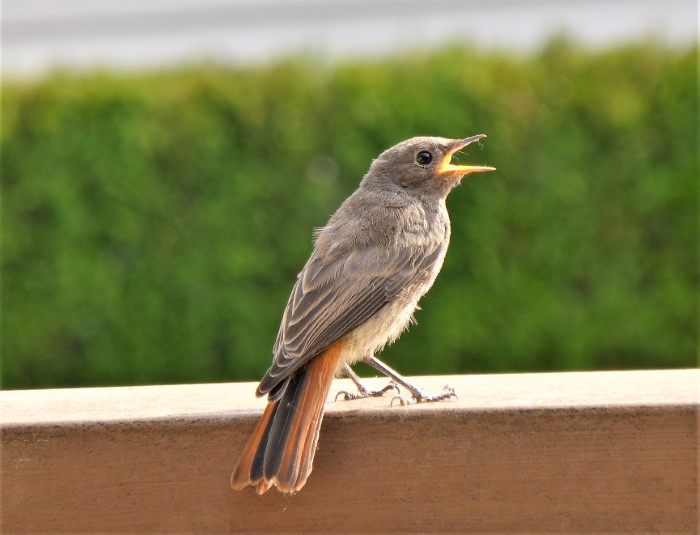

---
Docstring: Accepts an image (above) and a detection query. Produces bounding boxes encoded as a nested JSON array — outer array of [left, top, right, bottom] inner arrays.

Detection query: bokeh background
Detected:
[[2, 0, 697, 389]]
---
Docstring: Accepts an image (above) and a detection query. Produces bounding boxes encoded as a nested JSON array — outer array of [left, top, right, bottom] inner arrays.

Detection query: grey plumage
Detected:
[[258, 137, 467, 400], [233, 134, 494, 494]]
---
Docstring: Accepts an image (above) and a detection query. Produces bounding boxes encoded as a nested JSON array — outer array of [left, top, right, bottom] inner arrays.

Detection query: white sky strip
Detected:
[[2, 0, 697, 75]]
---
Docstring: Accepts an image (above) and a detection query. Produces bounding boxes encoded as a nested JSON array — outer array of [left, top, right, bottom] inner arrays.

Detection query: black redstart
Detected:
[[231, 135, 495, 494]]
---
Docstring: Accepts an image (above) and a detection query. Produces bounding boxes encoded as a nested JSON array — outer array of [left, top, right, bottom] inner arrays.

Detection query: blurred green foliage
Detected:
[[2, 40, 697, 389]]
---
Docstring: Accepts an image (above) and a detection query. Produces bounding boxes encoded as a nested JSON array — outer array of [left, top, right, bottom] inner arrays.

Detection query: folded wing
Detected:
[[257, 241, 444, 399]]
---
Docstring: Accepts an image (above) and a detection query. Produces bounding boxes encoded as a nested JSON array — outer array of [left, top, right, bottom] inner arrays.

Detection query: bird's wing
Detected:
[[257, 241, 444, 398]]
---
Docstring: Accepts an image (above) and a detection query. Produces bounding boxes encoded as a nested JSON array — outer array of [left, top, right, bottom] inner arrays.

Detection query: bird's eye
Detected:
[[416, 151, 433, 166]]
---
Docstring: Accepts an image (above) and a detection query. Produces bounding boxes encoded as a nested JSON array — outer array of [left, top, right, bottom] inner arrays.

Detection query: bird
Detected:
[[231, 135, 495, 495]]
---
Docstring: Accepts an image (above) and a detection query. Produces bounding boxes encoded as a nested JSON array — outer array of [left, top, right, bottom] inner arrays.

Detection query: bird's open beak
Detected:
[[437, 134, 496, 176]]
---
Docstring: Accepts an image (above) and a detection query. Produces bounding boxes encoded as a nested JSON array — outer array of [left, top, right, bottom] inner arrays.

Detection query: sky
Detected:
[[2, 0, 698, 76]]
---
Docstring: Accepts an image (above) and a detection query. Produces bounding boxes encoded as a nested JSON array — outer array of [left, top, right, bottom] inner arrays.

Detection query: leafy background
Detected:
[[2, 40, 697, 389]]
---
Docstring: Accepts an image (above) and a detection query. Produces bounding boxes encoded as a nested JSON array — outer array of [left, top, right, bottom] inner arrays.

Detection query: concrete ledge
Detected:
[[2, 369, 698, 532]]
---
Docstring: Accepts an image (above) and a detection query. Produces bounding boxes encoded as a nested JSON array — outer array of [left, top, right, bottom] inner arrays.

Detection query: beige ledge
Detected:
[[2, 369, 698, 532]]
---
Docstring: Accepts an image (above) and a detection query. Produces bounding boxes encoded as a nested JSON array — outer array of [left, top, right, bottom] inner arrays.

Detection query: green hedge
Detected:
[[2, 40, 697, 389]]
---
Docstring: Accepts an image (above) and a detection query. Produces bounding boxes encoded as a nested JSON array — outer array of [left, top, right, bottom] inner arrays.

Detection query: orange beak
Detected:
[[437, 134, 496, 176]]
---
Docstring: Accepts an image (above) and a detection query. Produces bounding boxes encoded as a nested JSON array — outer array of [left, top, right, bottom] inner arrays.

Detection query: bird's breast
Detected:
[[340, 222, 451, 367]]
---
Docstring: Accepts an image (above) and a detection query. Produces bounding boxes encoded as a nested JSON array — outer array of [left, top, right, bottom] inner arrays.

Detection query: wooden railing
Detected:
[[2, 369, 697, 532]]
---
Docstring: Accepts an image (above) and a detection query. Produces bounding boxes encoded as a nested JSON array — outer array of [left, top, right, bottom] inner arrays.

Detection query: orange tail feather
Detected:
[[231, 342, 343, 494], [230, 402, 276, 491]]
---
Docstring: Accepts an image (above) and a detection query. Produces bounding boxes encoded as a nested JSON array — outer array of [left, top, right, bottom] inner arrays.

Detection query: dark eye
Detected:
[[416, 151, 433, 166]]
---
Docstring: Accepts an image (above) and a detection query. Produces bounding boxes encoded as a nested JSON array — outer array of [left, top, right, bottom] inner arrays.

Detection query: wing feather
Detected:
[[257, 239, 444, 398]]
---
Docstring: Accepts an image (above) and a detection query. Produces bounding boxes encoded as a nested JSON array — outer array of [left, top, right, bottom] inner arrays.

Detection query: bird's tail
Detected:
[[231, 342, 343, 494]]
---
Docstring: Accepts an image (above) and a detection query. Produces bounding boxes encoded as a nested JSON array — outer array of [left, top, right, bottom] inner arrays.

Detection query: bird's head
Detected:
[[365, 135, 495, 198]]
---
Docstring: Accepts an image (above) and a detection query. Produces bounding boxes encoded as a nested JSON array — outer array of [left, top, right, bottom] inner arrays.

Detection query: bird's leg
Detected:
[[334, 363, 399, 401], [364, 355, 457, 406]]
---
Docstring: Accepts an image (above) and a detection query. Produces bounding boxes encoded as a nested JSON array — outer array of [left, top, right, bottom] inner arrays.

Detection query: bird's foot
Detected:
[[391, 384, 458, 406], [335, 381, 399, 401]]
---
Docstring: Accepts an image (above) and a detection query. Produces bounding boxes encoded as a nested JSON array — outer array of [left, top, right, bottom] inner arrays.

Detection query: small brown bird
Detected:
[[231, 135, 495, 494]]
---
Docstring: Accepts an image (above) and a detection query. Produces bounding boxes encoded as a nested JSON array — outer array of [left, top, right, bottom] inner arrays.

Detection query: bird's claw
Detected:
[[335, 390, 354, 401], [377, 381, 400, 396], [335, 381, 399, 402], [435, 384, 458, 402], [390, 394, 411, 407], [390, 384, 458, 406]]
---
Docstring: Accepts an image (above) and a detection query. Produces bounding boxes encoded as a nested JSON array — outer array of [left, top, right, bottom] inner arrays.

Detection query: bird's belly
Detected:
[[340, 300, 413, 364], [339, 265, 442, 367]]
